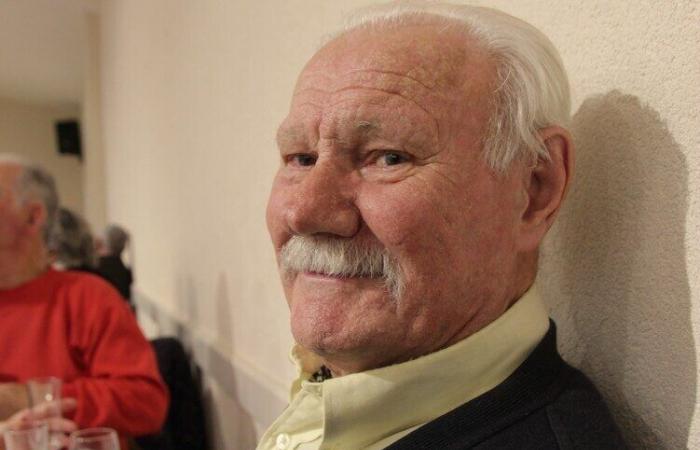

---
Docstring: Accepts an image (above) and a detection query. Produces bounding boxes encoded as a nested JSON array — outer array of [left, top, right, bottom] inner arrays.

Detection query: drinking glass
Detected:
[[26, 377, 62, 449], [26, 377, 62, 416], [2, 421, 49, 450], [68, 428, 119, 450]]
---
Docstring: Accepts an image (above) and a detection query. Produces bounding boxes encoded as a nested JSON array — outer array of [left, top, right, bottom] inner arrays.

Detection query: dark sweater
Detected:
[[387, 322, 626, 449], [97, 255, 133, 301]]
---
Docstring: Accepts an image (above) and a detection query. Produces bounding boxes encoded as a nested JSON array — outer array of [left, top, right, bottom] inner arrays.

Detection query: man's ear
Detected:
[[517, 126, 574, 251], [24, 201, 47, 237]]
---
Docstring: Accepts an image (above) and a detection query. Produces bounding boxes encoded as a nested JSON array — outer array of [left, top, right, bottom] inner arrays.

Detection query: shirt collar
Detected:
[[289, 286, 549, 449]]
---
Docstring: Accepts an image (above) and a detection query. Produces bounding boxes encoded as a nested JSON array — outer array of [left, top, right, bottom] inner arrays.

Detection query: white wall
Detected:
[[0, 97, 83, 213], [98, 1, 700, 449]]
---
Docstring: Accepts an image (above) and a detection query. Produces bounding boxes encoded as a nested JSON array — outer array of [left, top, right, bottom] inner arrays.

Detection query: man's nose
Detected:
[[285, 163, 360, 238]]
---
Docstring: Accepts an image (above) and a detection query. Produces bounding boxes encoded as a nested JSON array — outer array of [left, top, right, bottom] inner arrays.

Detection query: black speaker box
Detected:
[[55, 120, 82, 158]]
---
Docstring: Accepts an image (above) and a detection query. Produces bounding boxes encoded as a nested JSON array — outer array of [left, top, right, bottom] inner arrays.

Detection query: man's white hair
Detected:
[[338, 0, 571, 171], [0, 153, 60, 244]]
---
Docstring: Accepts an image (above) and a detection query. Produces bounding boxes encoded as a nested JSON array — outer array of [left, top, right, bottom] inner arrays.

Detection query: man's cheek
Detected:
[[282, 281, 295, 308], [359, 193, 433, 245]]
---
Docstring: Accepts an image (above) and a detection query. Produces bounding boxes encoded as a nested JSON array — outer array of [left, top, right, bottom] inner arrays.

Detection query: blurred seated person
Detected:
[[0, 399, 77, 450], [97, 224, 133, 304], [48, 208, 98, 274], [0, 154, 168, 449]]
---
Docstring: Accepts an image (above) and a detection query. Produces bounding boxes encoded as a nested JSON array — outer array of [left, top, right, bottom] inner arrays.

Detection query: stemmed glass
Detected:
[[67, 428, 119, 450]]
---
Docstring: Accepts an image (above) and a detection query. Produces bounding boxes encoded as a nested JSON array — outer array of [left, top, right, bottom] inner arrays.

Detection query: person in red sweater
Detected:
[[0, 154, 168, 448]]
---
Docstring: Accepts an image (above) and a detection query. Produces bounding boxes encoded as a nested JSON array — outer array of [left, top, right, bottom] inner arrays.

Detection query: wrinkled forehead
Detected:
[[280, 22, 499, 152]]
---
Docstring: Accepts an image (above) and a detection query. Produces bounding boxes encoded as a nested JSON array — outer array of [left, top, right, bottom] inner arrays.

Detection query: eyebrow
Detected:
[[355, 120, 382, 141], [275, 124, 303, 148], [277, 120, 382, 147], [356, 120, 379, 132]]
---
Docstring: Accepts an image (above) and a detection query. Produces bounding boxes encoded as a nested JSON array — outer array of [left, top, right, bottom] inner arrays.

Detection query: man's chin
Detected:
[[287, 275, 402, 361], [290, 313, 352, 354], [290, 310, 400, 375]]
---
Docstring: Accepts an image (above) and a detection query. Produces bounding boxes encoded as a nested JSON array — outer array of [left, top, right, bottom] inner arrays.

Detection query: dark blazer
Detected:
[[387, 322, 626, 449]]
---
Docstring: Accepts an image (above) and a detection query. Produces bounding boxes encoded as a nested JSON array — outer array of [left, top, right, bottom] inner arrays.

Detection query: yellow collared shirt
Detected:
[[258, 287, 549, 450]]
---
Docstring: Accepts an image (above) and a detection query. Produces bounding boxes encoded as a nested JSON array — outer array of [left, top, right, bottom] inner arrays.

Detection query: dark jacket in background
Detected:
[[135, 337, 210, 450]]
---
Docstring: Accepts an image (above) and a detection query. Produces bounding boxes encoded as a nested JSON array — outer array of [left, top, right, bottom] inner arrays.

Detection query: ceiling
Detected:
[[0, 0, 95, 105]]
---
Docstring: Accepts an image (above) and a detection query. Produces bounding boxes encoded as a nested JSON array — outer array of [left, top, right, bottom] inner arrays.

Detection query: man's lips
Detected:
[[293, 271, 390, 294]]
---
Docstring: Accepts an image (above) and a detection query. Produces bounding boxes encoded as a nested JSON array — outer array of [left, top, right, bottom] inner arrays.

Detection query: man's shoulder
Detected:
[[388, 323, 626, 449], [53, 268, 111, 290], [50, 269, 127, 310]]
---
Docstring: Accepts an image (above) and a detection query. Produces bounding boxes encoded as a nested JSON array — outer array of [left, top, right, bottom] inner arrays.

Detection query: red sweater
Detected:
[[0, 269, 168, 443]]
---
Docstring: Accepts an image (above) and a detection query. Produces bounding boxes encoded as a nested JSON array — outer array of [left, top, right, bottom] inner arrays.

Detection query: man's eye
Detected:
[[377, 152, 409, 167], [287, 154, 317, 167]]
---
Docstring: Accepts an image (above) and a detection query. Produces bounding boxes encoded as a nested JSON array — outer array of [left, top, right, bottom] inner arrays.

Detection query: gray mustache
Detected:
[[279, 235, 403, 298]]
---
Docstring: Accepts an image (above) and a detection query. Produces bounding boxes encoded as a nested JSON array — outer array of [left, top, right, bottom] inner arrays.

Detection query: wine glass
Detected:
[[68, 428, 119, 450], [2, 421, 49, 450]]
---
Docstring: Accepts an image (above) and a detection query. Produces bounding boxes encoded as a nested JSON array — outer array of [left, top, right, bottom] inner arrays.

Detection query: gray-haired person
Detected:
[[259, 2, 625, 449], [0, 153, 167, 446], [48, 207, 98, 273]]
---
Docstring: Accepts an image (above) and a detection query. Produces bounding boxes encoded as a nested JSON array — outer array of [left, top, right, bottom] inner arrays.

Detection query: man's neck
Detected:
[[0, 245, 48, 290]]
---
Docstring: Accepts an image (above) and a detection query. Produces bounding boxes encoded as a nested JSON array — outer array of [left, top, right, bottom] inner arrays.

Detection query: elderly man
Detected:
[[260, 2, 624, 449], [0, 154, 168, 447]]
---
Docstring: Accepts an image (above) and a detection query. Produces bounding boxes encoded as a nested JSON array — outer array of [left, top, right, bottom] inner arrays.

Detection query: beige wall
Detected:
[[98, 1, 700, 448], [81, 11, 107, 233], [0, 97, 83, 213]]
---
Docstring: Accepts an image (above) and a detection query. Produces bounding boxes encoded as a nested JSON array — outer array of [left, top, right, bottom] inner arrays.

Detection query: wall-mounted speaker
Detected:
[[55, 120, 82, 159]]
